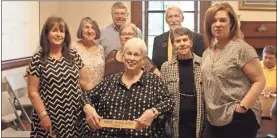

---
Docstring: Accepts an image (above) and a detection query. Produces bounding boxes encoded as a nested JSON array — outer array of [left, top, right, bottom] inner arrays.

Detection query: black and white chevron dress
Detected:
[[28, 50, 88, 138]]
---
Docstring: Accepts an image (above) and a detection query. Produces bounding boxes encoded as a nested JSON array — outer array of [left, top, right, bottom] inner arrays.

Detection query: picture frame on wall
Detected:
[[239, 1, 276, 11]]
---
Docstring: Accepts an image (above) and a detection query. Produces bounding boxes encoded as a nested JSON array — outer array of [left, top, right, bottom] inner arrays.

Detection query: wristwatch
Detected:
[[39, 110, 48, 120], [239, 103, 248, 111]]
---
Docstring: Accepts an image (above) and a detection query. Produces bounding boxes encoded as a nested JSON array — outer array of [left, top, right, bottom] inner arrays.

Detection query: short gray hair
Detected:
[[123, 38, 147, 56], [165, 6, 183, 20], [111, 2, 127, 12], [263, 45, 276, 58], [77, 17, 100, 39], [119, 23, 138, 37]]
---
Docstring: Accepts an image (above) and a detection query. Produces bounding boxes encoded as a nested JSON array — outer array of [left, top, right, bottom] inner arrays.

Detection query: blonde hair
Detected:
[[123, 38, 147, 56]]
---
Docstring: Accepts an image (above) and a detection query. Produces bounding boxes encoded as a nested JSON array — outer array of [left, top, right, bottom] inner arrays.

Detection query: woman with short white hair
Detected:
[[80, 38, 173, 137]]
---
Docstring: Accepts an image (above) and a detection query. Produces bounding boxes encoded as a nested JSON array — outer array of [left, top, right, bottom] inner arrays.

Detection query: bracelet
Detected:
[[39, 110, 48, 120], [151, 108, 159, 119], [239, 103, 248, 111]]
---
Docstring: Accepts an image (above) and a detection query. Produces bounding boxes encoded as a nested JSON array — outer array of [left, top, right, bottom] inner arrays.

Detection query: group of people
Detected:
[[26, 2, 275, 138]]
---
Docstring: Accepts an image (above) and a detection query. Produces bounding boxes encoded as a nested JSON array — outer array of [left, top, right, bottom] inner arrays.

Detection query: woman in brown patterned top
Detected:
[[161, 27, 205, 138], [72, 17, 105, 88], [202, 3, 266, 137], [104, 23, 160, 77], [80, 38, 173, 137]]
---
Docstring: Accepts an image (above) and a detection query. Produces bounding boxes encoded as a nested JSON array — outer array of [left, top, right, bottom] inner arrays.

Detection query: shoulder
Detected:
[[100, 24, 113, 33], [155, 31, 169, 39], [31, 51, 42, 61], [202, 48, 211, 58], [143, 71, 160, 81], [232, 39, 255, 52], [98, 44, 105, 52], [144, 56, 154, 63], [106, 50, 117, 58], [193, 53, 202, 65], [69, 49, 81, 59], [192, 32, 203, 39], [161, 61, 171, 69], [104, 72, 122, 82], [71, 41, 81, 51]]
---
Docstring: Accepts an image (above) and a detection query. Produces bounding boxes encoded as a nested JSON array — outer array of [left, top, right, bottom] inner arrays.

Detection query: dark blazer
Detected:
[[152, 31, 205, 70]]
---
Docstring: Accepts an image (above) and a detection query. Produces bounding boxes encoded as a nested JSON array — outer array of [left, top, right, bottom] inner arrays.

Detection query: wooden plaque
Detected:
[[99, 119, 137, 129]]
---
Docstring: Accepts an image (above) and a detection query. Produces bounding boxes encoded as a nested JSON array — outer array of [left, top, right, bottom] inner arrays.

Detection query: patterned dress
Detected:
[[28, 50, 87, 138], [72, 42, 105, 87]]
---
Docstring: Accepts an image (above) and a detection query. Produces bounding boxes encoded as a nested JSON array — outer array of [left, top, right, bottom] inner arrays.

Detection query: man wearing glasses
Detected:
[[96, 2, 142, 57]]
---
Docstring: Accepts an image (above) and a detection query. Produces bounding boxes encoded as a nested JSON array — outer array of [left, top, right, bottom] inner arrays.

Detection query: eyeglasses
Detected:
[[121, 32, 135, 37], [112, 12, 128, 17]]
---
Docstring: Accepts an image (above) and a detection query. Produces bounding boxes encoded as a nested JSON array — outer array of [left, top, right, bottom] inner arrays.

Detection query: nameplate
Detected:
[[99, 119, 137, 129]]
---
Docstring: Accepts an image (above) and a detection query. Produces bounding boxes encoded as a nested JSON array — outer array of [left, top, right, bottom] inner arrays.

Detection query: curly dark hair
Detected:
[[40, 15, 73, 64]]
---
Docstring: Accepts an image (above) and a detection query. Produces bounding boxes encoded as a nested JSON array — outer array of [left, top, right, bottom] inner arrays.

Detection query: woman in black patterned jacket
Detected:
[[161, 27, 206, 138]]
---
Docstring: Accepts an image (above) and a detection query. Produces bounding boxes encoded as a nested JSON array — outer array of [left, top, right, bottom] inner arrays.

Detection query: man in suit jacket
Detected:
[[152, 6, 205, 70]]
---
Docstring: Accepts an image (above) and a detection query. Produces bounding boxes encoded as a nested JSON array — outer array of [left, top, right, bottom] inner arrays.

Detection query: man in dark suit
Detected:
[[152, 6, 205, 70]]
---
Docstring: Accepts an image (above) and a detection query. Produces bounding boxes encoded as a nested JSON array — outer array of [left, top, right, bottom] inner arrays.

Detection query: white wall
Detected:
[[39, 1, 131, 41], [2, 1, 39, 61], [2, 1, 131, 83], [212, 1, 276, 21]]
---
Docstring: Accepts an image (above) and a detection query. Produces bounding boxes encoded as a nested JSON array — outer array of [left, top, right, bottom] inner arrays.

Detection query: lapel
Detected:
[[160, 31, 169, 48]]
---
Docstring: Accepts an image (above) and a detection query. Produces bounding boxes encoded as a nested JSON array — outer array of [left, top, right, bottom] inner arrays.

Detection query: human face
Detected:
[[112, 8, 128, 28], [48, 23, 65, 46], [123, 48, 144, 72], [120, 26, 135, 46], [82, 21, 96, 41], [263, 52, 276, 69], [173, 35, 193, 57], [166, 9, 184, 30], [211, 10, 232, 41]]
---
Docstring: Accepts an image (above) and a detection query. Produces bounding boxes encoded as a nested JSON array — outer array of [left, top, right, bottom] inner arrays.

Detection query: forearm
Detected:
[[29, 92, 47, 115], [241, 81, 265, 109], [80, 92, 93, 107], [80, 79, 94, 92], [153, 96, 173, 114]]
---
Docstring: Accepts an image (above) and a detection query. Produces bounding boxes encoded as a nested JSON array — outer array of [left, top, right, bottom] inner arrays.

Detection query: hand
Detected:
[[84, 104, 102, 130], [40, 115, 51, 131], [235, 104, 247, 113], [134, 109, 156, 131], [264, 87, 276, 94]]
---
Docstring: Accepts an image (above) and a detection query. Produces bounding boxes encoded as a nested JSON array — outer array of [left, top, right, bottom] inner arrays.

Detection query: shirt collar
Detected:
[[261, 61, 276, 71], [170, 53, 201, 66], [112, 24, 120, 32], [116, 71, 146, 87]]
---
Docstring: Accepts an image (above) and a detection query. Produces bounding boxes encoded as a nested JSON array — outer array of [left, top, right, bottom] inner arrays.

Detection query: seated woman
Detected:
[[104, 23, 160, 77], [72, 17, 105, 87], [80, 38, 173, 137], [161, 27, 205, 138]]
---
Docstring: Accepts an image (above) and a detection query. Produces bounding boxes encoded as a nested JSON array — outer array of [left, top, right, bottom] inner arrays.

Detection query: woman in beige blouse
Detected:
[[202, 3, 265, 138], [72, 17, 105, 87]]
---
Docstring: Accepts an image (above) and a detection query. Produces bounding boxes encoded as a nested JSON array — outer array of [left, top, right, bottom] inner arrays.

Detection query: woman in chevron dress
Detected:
[[27, 16, 93, 137]]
